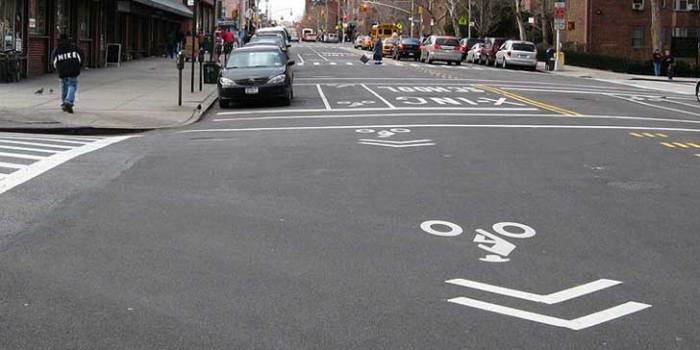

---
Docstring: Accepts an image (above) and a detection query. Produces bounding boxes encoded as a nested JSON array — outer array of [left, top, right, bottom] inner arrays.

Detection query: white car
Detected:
[[495, 40, 538, 70], [466, 43, 484, 63], [289, 31, 299, 42]]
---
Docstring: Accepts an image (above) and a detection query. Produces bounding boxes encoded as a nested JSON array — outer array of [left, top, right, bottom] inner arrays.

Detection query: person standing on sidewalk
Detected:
[[166, 30, 177, 58], [373, 37, 383, 64], [663, 50, 675, 80], [652, 49, 663, 76], [52, 34, 84, 114]]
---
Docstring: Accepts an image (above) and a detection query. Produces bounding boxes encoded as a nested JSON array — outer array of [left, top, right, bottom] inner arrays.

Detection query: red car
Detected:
[[478, 37, 506, 66]]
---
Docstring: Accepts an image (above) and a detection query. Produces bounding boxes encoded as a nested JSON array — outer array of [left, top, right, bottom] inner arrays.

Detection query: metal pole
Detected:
[[467, 0, 471, 39], [554, 28, 561, 71], [191, 0, 197, 93], [410, 0, 414, 37]]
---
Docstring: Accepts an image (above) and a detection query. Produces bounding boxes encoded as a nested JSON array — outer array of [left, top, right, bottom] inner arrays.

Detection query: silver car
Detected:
[[466, 43, 484, 63], [420, 36, 462, 65], [495, 40, 538, 70]]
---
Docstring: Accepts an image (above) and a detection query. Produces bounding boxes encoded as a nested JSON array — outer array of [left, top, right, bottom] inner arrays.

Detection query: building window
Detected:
[[1, 0, 24, 51], [55, 0, 71, 36], [675, 0, 700, 10], [28, 0, 47, 35], [78, 2, 91, 39], [633, 0, 645, 6], [631, 26, 645, 48]]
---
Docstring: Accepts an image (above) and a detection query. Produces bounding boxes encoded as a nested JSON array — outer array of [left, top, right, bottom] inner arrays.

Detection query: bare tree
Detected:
[[540, 0, 552, 44], [472, 0, 499, 37], [649, 0, 662, 51], [512, 0, 526, 40], [446, 0, 461, 36]]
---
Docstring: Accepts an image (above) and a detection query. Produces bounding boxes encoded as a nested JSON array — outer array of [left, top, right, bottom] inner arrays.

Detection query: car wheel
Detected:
[[447, 61, 452, 66], [456, 61, 461, 66], [218, 99, 229, 109], [281, 88, 292, 106]]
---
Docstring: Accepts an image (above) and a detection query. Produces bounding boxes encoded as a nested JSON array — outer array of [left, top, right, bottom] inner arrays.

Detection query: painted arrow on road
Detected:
[[446, 278, 651, 331], [357, 139, 436, 148]]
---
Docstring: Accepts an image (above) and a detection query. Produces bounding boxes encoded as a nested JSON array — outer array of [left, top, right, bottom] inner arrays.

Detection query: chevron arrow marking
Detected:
[[357, 139, 436, 148], [446, 278, 622, 305], [448, 297, 651, 331]]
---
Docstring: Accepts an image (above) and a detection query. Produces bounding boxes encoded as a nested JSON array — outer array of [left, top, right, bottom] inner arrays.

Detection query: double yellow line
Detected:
[[476, 84, 581, 116]]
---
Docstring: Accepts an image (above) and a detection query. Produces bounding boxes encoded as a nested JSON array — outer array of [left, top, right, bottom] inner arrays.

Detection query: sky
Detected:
[[266, 0, 306, 21]]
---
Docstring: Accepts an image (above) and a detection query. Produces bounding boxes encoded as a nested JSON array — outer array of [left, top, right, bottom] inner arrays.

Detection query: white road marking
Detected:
[[346, 62, 353, 65], [446, 279, 621, 305], [357, 139, 433, 144], [216, 108, 539, 116], [308, 46, 329, 61], [296, 54, 305, 65], [0, 144, 58, 153], [313, 62, 320, 66], [180, 124, 700, 134], [316, 84, 332, 110], [0, 139, 75, 149], [613, 95, 700, 117], [0, 162, 26, 169], [0, 136, 88, 145], [0, 136, 133, 195], [0, 152, 44, 160], [448, 297, 651, 331], [361, 84, 397, 109], [214, 112, 549, 122], [357, 141, 435, 148], [330, 62, 337, 65]]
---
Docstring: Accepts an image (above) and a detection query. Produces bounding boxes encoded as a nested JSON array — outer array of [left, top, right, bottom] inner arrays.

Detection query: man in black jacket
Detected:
[[52, 34, 84, 113]]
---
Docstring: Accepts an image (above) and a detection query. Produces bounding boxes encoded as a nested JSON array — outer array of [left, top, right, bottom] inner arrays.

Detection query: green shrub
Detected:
[[562, 50, 699, 77]]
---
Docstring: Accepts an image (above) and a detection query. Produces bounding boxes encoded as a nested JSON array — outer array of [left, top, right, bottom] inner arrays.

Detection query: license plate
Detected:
[[519, 55, 527, 58], [408, 52, 414, 56], [245, 87, 259, 94]]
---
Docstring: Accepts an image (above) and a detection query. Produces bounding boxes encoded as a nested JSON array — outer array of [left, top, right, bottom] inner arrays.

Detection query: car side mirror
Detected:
[[287, 60, 295, 66], [287, 44, 292, 48]]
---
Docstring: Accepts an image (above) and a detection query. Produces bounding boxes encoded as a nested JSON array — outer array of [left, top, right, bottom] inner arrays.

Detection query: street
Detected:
[[0, 42, 699, 349]]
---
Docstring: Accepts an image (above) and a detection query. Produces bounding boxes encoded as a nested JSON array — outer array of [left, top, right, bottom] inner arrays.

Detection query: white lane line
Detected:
[[0, 152, 45, 160], [316, 84, 332, 110], [214, 112, 547, 122], [661, 97, 700, 110], [0, 136, 133, 195], [0, 144, 58, 154], [218, 107, 539, 116], [361, 84, 397, 109], [358, 142, 436, 148], [0, 139, 74, 149], [296, 54, 305, 65], [179, 124, 700, 134], [346, 62, 353, 65], [613, 95, 700, 117], [409, 63, 419, 67], [330, 62, 337, 65], [446, 278, 621, 305], [0, 135, 102, 142], [313, 62, 320, 66], [0, 136, 87, 145], [0, 162, 26, 169], [308, 46, 329, 61]]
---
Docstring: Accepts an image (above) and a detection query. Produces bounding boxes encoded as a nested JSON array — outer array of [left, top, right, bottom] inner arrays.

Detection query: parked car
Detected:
[[419, 35, 462, 65], [302, 28, 317, 42], [382, 38, 399, 56], [255, 26, 290, 45], [361, 36, 373, 50], [495, 40, 538, 70], [459, 38, 483, 61], [392, 38, 422, 61], [354, 35, 369, 49], [466, 43, 484, 63], [218, 46, 295, 108], [325, 32, 339, 43], [245, 36, 289, 58], [289, 31, 300, 42], [478, 37, 506, 66]]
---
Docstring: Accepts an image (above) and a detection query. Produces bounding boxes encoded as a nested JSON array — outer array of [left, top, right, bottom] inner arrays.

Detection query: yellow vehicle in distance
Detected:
[[370, 23, 400, 44]]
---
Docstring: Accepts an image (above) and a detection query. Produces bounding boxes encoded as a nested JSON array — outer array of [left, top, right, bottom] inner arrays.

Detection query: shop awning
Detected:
[[133, 0, 193, 18]]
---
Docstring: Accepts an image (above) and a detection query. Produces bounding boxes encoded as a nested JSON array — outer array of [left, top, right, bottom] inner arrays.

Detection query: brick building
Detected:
[[548, 0, 700, 61]]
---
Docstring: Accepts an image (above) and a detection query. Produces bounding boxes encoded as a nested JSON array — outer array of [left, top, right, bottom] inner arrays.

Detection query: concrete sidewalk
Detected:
[[0, 58, 217, 130], [546, 64, 696, 95]]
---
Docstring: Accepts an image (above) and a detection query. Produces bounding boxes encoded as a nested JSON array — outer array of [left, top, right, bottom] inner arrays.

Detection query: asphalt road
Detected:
[[0, 42, 699, 349]]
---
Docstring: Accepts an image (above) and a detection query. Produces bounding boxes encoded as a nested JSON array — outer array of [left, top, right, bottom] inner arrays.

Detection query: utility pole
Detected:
[[410, 0, 414, 37], [191, 0, 197, 93], [467, 0, 471, 39]]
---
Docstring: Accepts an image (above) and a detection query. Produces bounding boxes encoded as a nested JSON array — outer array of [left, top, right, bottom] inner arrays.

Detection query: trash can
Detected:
[[203, 62, 221, 84]]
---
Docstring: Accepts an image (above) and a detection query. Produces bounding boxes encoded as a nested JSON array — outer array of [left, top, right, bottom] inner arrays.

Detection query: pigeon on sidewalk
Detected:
[[34, 88, 44, 95]]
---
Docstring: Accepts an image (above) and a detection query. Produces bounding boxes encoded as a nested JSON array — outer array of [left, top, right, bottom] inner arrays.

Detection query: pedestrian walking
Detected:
[[663, 50, 675, 80], [222, 28, 235, 61], [373, 37, 383, 64], [51, 34, 84, 114], [652, 49, 663, 76], [176, 29, 185, 53]]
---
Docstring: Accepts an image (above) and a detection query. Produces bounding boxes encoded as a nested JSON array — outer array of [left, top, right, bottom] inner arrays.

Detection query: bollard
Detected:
[[198, 49, 205, 92], [177, 53, 185, 106]]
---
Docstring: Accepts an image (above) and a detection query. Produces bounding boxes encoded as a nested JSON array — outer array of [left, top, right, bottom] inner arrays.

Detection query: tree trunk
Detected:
[[449, 0, 460, 36], [513, 0, 526, 40], [541, 0, 551, 44], [649, 0, 661, 51]]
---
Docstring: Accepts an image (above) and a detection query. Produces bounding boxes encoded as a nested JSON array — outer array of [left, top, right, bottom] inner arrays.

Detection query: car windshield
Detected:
[[227, 51, 284, 68], [512, 43, 536, 52], [402, 39, 420, 45], [250, 38, 282, 45], [386, 39, 399, 44], [436, 38, 459, 46]]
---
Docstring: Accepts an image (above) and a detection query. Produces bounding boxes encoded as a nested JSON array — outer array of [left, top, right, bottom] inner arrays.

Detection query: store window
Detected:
[[78, 1, 91, 39], [55, 0, 71, 36], [28, 0, 47, 35], [631, 26, 645, 48], [1, 0, 25, 51]]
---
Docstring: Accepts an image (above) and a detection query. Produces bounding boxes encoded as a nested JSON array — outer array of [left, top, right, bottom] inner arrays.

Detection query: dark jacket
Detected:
[[52, 41, 84, 78], [373, 39, 383, 60]]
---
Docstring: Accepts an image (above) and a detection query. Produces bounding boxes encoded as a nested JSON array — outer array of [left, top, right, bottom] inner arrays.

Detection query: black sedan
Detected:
[[218, 46, 295, 108], [391, 38, 422, 61]]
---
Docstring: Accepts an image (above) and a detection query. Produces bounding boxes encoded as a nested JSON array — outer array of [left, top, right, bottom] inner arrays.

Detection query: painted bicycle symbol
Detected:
[[356, 128, 411, 138], [337, 100, 376, 107], [421, 220, 537, 263]]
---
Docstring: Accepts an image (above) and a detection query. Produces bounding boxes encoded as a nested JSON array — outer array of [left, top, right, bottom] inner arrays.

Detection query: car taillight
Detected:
[[399, 44, 405, 49], [507, 51, 512, 57], [419, 45, 424, 50], [455, 46, 463, 51], [434, 44, 441, 50]]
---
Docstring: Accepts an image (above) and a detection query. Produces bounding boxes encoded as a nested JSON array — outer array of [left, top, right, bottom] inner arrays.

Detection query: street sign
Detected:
[[458, 16, 468, 26], [187, 0, 194, 6], [554, 1, 566, 24], [396, 22, 403, 31]]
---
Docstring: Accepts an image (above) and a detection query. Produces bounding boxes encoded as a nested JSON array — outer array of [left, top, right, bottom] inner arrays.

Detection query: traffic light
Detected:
[[360, 3, 369, 12]]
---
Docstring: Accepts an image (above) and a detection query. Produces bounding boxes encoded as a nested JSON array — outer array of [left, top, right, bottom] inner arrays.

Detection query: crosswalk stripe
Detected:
[[0, 139, 74, 149], [0, 136, 89, 145], [0, 145, 57, 154], [313, 62, 320, 65], [0, 151, 45, 160], [0, 162, 26, 169], [346, 62, 353, 65], [330, 62, 337, 65]]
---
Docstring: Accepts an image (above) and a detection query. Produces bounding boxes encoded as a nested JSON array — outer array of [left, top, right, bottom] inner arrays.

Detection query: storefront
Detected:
[[1, 0, 25, 52]]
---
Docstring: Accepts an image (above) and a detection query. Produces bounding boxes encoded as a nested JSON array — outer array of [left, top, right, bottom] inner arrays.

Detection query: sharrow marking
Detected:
[[448, 297, 651, 331], [446, 278, 621, 305]]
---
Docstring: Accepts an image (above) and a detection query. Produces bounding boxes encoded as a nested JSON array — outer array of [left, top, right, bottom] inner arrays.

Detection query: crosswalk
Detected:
[[298, 60, 489, 70], [0, 133, 133, 195]]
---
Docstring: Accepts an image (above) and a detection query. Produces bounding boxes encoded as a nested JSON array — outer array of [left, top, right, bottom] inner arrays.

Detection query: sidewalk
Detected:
[[0, 57, 217, 130], [545, 63, 696, 95]]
